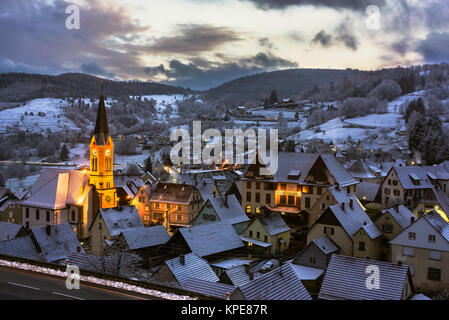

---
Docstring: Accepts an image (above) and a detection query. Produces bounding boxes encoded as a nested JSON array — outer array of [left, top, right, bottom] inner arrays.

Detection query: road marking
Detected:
[[52, 291, 85, 300], [8, 282, 40, 291]]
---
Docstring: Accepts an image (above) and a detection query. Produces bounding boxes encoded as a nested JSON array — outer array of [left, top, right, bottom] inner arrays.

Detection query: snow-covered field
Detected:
[[0, 98, 78, 134], [130, 94, 190, 113], [344, 113, 403, 128]]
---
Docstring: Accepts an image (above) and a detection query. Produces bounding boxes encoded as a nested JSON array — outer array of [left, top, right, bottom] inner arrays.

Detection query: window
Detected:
[[155, 203, 160, 209], [393, 190, 400, 196], [384, 188, 390, 195], [324, 226, 334, 235], [388, 179, 391, 185], [321, 203, 326, 210], [358, 241, 366, 251], [71, 210, 76, 222], [167, 204, 171, 210], [256, 182, 260, 190], [255, 207, 260, 214], [305, 197, 311, 209], [25, 208, 29, 218], [280, 195, 286, 205], [288, 195, 295, 205], [246, 192, 252, 202], [178, 205, 182, 211], [408, 232, 416, 240], [46, 211, 50, 222], [139, 197, 145, 203], [256, 232, 260, 239], [309, 257, 316, 264], [428, 234, 436, 243], [430, 251, 441, 261], [266, 193, 271, 204], [393, 180, 398, 186], [249, 230, 253, 237], [143, 215, 150, 222], [346, 187, 350, 194], [246, 206, 252, 214], [177, 215, 182, 221], [385, 197, 389, 204], [36, 209, 40, 220], [145, 206, 149, 212], [403, 247, 414, 256], [280, 184, 287, 191], [302, 186, 309, 194], [246, 181, 252, 189], [255, 193, 260, 202], [382, 224, 393, 233], [317, 187, 323, 195], [264, 235, 268, 242], [428, 268, 441, 281]]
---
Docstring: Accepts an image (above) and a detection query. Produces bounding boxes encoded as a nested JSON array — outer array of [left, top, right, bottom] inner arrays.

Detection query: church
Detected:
[[20, 84, 119, 240]]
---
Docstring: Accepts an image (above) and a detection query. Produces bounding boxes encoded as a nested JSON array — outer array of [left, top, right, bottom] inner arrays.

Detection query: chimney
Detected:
[[341, 202, 345, 211], [77, 246, 81, 253], [249, 271, 254, 281], [180, 254, 185, 266], [394, 203, 399, 212], [410, 216, 415, 224], [335, 183, 340, 191], [224, 194, 229, 208], [46, 224, 51, 236], [349, 198, 353, 210]]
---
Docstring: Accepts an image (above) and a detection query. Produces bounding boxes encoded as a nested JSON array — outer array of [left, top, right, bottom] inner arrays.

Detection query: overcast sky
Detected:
[[1, 0, 448, 89]]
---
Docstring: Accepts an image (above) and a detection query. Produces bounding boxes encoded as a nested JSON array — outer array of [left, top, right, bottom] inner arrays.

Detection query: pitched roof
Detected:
[[357, 182, 380, 202], [181, 278, 236, 299], [0, 235, 41, 261], [165, 253, 219, 284], [208, 195, 249, 225], [345, 159, 376, 179], [92, 93, 110, 145], [393, 165, 449, 190], [224, 265, 251, 287], [311, 236, 339, 255], [319, 254, 412, 300], [257, 212, 290, 236], [0, 222, 25, 241], [21, 168, 90, 210], [423, 210, 449, 243], [381, 205, 415, 230], [289, 263, 324, 280], [179, 222, 243, 257], [237, 263, 311, 300], [121, 225, 170, 250], [98, 205, 144, 237], [150, 182, 200, 204], [31, 223, 84, 262], [328, 184, 353, 203], [326, 195, 371, 238], [360, 222, 382, 239], [247, 153, 357, 187]]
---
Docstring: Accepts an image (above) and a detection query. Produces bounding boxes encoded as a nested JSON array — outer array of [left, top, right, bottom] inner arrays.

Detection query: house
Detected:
[[152, 159, 166, 178], [192, 194, 249, 234], [152, 252, 219, 286], [132, 184, 155, 226], [0, 221, 27, 241], [241, 153, 358, 226], [308, 184, 355, 228], [114, 176, 144, 206], [230, 263, 312, 300], [345, 159, 380, 183], [211, 176, 242, 203], [161, 221, 244, 260], [390, 210, 449, 291], [319, 254, 415, 300], [413, 186, 449, 220], [210, 258, 255, 287], [374, 205, 416, 241], [89, 205, 144, 255], [0, 187, 21, 224], [307, 196, 373, 256], [119, 225, 170, 251], [20, 168, 94, 239], [293, 236, 339, 269], [29, 223, 84, 262], [141, 171, 157, 185], [149, 182, 203, 231], [352, 221, 383, 260], [241, 212, 290, 256], [380, 165, 449, 209]]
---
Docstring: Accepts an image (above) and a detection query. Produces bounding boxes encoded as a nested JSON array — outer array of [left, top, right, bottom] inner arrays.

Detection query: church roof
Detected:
[[93, 93, 110, 145]]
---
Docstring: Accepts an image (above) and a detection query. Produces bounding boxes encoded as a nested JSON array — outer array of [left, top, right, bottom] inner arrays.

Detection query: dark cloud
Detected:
[[258, 37, 275, 49], [335, 22, 358, 50], [143, 52, 298, 90], [312, 31, 333, 47], [241, 0, 385, 11], [417, 32, 449, 64], [80, 62, 115, 79], [143, 24, 241, 55]]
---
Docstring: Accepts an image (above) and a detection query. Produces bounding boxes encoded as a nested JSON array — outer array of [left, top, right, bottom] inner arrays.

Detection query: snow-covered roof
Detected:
[[31, 223, 84, 262], [0, 235, 41, 261], [289, 263, 324, 280], [0, 222, 25, 241], [121, 225, 170, 250], [179, 222, 244, 257], [319, 254, 412, 300], [311, 236, 339, 255], [357, 182, 380, 202], [207, 195, 249, 225], [99, 205, 144, 237], [165, 253, 219, 284], [382, 205, 415, 230], [181, 277, 236, 299], [257, 212, 290, 236], [360, 222, 382, 239]]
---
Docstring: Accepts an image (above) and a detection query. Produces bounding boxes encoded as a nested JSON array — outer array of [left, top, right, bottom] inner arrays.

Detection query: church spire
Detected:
[[93, 80, 110, 145]]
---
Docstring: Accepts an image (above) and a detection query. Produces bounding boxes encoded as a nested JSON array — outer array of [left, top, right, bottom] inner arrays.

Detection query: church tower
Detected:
[[89, 82, 117, 209]]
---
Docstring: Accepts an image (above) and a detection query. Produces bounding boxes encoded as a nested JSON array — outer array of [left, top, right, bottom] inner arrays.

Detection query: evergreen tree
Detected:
[[144, 156, 153, 174], [269, 90, 278, 105], [60, 144, 69, 161]]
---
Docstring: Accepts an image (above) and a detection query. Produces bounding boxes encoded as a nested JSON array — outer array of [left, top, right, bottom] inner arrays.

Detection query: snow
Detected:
[[0, 98, 79, 134], [0, 259, 197, 300], [344, 113, 403, 128]]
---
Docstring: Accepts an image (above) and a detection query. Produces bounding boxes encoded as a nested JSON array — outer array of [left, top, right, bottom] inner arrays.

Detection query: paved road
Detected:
[[0, 267, 154, 300]]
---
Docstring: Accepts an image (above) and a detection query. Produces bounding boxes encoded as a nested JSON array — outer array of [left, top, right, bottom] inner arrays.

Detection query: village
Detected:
[[0, 84, 447, 301]]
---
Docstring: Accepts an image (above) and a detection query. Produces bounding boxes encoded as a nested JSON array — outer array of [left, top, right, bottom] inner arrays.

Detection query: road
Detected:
[[0, 267, 156, 300]]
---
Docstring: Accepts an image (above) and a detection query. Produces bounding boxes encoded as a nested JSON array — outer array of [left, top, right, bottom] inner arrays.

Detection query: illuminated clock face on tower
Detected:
[[105, 149, 111, 157], [105, 195, 111, 202], [92, 149, 97, 157]]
